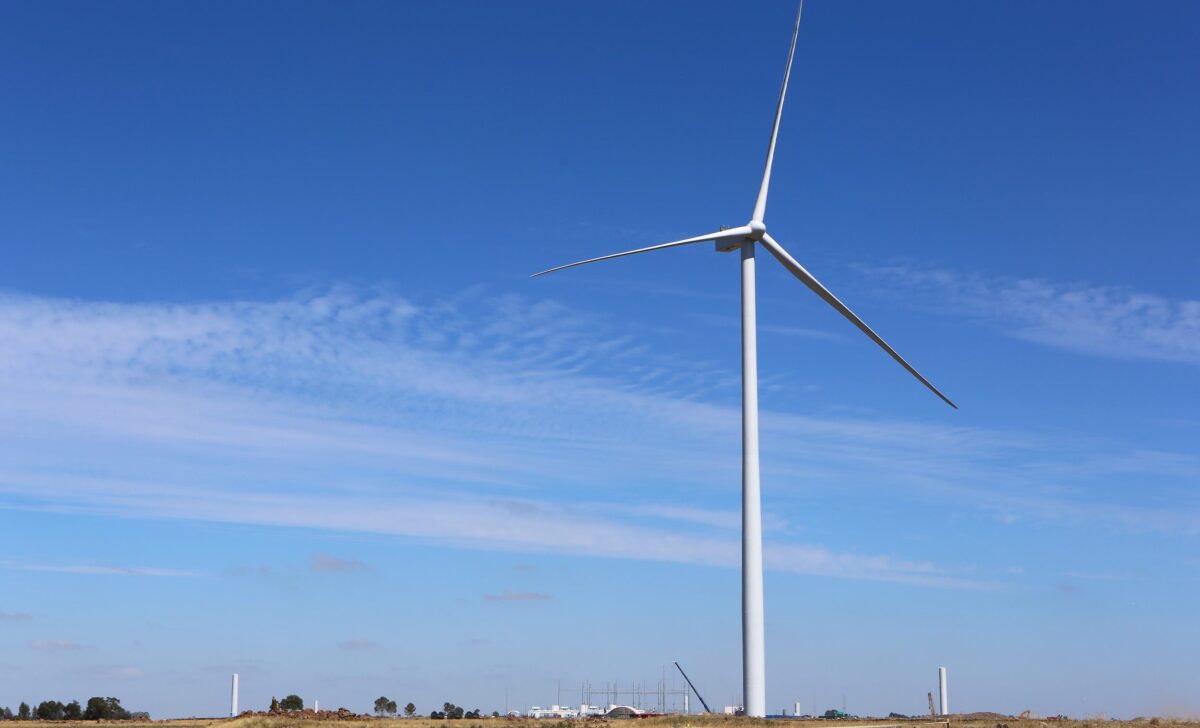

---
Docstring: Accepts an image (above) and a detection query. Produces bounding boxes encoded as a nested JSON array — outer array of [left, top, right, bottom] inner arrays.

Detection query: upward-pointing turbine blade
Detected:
[[532, 226, 753, 277], [759, 233, 957, 409], [752, 0, 805, 224]]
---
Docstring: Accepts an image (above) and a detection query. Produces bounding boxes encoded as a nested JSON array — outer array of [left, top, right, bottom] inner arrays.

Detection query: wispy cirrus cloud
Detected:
[[337, 638, 380, 650], [862, 265, 1200, 365], [28, 639, 91, 653], [0, 285, 1194, 594], [1, 561, 196, 577], [484, 590, 553, 602], [622, 503, 742, 530], [69, 665, 144, 679], [0, 611, 33, 621], [695, 313, 842, 342], [0, 472, 990, 588], [310, 554, 368, 574], [1061, 570, 1124, 582]]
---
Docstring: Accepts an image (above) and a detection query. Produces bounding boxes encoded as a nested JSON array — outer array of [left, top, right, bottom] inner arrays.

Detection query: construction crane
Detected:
[[673, 661, 712, 714], [927, 693, 936, 717]]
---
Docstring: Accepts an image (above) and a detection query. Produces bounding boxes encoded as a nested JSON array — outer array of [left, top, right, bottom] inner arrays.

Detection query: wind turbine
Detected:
[[533, 1, 956, 717]]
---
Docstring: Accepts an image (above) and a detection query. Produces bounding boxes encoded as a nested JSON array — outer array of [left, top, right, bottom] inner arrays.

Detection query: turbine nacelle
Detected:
[[716, 220, 766, 252]]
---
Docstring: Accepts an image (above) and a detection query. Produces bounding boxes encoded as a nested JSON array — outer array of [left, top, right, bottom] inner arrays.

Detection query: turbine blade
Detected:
[[759, 233, 957, 409], [752, 0, 805, 224], [532, 226, 753, 277]]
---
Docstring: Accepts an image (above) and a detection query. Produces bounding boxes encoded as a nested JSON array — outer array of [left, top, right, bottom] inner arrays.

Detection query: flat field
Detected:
[[8, 717, 1197, 728]]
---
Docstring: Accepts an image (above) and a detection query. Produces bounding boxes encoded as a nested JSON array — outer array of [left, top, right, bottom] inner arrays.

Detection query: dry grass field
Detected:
[[7, 716, 1198, 728]]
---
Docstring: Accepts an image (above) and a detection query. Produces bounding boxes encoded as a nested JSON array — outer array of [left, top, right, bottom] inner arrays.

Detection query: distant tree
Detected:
[[17, 704, 30, 721], [113, 697, 132, 720], [492, 711, 500, 718], [83, 698, 130, 721], [386, 701, 397, 717], [279, 695, 303, 712], [36, 701, 65, 721], [269, 697, 280, 713], [84, 698, 103, 721], [130, 712, 151, 721], [0, 707, 12, 720], [83, 695, 130, 719], [404, 704, 416, 718], [375, 698, 391, 717], [450, 707, 464, 720], [430, 711, 444, 720], [64, 701, 82, 721]]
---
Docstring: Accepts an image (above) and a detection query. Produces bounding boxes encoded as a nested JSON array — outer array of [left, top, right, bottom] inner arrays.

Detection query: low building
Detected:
[[604, 706, 643, 720], [529, 705, 578, 719]]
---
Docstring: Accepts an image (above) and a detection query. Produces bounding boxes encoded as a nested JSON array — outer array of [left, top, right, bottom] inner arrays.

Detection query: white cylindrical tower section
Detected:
[[795, 702, 801, 717], [740, 241, 766, 718], [938, 666, 948, 716], [231, 673, 239, 717]]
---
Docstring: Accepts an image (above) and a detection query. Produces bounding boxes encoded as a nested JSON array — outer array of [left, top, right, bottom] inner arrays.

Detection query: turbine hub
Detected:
[[748, 220, 767, 240]]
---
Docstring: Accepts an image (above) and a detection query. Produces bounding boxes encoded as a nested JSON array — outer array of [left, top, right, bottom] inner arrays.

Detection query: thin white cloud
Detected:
[[695, 313, 842, 342], [862, 265, 1200, 365], [484, 590, 553, 602], [28, 639, 92, 653], [0, 285, 1194, 594], [622, 503, 742, 530], [69, 665, 143, 679], [1061, 570, 1124, 582], [0, 611, 33, 621], [0, 464, 983, 587], [310, 554, 368, 574], [1, 562, 196, 577], [337, 638, 380, 650]]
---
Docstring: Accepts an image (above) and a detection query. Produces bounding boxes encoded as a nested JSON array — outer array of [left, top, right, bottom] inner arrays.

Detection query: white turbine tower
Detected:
[[230, 673, 239, 718], [939, 667, 949, 715], [533, 0, 956, 717]]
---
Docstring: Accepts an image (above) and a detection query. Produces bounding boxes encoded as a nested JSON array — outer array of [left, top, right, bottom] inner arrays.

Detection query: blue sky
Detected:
[[1, 0, 1198, 720]]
